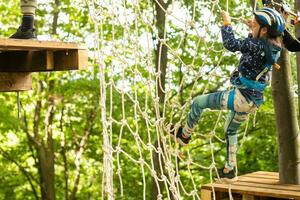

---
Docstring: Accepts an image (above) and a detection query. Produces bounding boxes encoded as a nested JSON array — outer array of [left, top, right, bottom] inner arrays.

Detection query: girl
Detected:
[[170, 8, 285, 183]]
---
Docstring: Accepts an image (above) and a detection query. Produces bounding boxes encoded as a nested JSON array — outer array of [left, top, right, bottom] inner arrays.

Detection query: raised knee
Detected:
[[192, 95, 207, 109], [235, 113, 249, 122]]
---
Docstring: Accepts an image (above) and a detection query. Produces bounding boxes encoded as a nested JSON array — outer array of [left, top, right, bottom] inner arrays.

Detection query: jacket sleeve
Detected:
[[221, 25, 264, 54], [283, 29, 300, 52]]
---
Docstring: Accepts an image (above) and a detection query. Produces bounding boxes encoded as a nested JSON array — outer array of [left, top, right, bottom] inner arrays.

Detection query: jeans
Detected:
[[184, 89, 257, 170]]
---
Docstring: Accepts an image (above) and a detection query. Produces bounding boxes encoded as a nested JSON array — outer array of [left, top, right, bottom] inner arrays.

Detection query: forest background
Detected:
[[0, 0, 297, 199]]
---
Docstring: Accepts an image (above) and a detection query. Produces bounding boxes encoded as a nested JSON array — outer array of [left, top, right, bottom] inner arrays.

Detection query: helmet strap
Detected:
[[257, 26, 262, 38]]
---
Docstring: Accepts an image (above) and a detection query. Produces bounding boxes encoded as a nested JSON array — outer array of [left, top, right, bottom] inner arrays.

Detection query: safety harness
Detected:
[[227, 39, 281, 110], [231, 39, 281, 92]]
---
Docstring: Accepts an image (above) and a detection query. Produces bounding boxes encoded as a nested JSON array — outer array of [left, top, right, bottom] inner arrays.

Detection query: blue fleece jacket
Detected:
[[221, 25, 281, 106]]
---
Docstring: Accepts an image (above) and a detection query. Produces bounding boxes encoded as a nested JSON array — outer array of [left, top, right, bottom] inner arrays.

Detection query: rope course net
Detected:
[[88, 0, 257, 199]]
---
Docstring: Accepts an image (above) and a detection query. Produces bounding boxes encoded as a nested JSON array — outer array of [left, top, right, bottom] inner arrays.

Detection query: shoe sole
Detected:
[[214, 177, 238, 184], [10, 37, 37, 40], [168, 126, 189, 146], [169, 134, 189, 146], [176, 138, 189, 146]]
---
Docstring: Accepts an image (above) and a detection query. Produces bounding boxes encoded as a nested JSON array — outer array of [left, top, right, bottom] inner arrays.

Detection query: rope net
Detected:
[[88, 0, 255, 199]]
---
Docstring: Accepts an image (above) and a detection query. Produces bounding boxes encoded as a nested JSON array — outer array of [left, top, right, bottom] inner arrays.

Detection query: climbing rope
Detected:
[[88, 0, 254, 199]]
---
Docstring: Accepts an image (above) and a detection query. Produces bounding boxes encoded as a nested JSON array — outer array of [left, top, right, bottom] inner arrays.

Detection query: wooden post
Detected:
[[201, 189, 212, 200], [0, 72, 32, 92], [46, 51, 54, 70]]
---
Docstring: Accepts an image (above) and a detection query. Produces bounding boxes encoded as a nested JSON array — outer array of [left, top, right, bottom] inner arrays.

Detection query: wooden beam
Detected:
[[0, 38, 87, 51], [0, 39, 87, 92], [0, 72, 32, 92], [242, 195, 255, 200], [0, 38, 88, 72], [0, 51, 46, 72], [0, 49, 87, 72], [46, 51, 54, 70], [54, 49, 88, 71], [201, 189, 211, 200]]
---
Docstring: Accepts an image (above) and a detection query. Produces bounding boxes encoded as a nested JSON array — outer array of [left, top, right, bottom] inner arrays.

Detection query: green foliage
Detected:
[[0, 0, 294, 199]]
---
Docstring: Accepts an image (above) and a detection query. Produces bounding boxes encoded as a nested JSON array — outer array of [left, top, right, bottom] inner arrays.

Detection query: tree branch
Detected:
[[59, 103, 69, 200], [69, 109, 96, 200], [0, 147, 39, 199]]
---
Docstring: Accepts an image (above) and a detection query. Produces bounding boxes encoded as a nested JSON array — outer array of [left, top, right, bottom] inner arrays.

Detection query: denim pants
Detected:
[[184, 88, 257, 170]]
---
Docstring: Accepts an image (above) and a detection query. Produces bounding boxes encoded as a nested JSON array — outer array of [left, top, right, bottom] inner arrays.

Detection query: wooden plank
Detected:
[[0, 72, 31, 91], [202, 183, 300, 199], [240, 174, 279, 181], [233, 180, 300, 192], [251, 171, 278, 176], [242, 171, 279, 179], [238, 176, 280, 184], [0, 38, 87, 51], [201, 189, 211, 200]]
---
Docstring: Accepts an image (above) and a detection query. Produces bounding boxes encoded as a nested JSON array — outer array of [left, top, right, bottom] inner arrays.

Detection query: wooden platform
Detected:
[[0, 38, 88, 91], [201, 171, 300, 200], [0, 38, 87, 72]]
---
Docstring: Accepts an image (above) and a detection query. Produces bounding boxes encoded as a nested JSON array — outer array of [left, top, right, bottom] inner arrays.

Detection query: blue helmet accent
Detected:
[[254, 7, 285, 37]]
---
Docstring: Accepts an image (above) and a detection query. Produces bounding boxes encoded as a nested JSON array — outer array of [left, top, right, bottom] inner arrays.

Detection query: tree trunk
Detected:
[[154, 0, 168, 105], [272, 49, 300, 184], [52, 0, 60, 35], [34, 2, 62, 198], [32, 80, 56, 200], [37, 144, 55, 200], [152, 0, 172, 199], [69, 110, 96, 200], [59, 105, 69, 200], [295, 0, 300, 119]]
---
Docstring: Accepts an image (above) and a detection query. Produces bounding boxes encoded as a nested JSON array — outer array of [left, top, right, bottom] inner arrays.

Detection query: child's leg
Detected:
[[184, 91, 225, 136], [224, 111, 248, 171], [20, 0, 37, 31], [10, 0, 37, 39], [21, 0, 37, 16]]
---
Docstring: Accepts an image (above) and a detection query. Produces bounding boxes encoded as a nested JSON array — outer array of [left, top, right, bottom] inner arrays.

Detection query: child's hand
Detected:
[[221, 10, 231, 25], [282, 11, 289, 21], [282, 11, 290, 29]]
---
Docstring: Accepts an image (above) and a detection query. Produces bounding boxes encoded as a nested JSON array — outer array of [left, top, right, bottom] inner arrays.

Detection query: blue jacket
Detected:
[[221, 25, 282, 106]]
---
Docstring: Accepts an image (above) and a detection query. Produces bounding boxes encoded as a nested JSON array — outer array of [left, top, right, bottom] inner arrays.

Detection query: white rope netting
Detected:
[[87, 0, 257, 199]]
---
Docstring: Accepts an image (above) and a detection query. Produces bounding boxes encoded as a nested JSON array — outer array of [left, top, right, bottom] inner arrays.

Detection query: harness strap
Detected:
[[239, 76, 266, 91], [255, 67, 269, 81], [227, 90, 235, 110]]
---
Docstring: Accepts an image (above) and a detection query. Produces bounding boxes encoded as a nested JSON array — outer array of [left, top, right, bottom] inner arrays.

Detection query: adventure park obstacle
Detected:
[[0, 38, 87, 92], [201, 171, 300, 200]]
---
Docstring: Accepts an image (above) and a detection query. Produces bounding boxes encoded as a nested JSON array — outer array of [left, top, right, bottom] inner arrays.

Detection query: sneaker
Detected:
[[215, 167, 238, 183], [10, 27, 37, 39], [169, 125, 191, 146]]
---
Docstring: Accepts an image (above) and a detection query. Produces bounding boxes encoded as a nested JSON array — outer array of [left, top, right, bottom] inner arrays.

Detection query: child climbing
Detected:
[[169, 7, 285, 183], [10, 0, 37, 39]]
